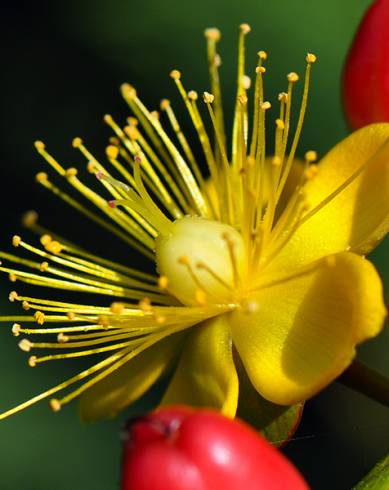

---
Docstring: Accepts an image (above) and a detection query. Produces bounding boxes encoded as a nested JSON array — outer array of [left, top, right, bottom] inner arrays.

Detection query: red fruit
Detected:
[[343, 0, 389, 129], [121, 406, 309, 490]]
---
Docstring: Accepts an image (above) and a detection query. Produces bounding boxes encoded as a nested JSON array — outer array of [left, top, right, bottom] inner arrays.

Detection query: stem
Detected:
[[338, 360, 389, 408]]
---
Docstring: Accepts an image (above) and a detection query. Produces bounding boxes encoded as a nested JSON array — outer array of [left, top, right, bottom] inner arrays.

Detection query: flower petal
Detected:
[[270, 123, 389, 271], [229, 252, 386, 405], [161, 315, 239, 417], [78, 334, 182, 422]]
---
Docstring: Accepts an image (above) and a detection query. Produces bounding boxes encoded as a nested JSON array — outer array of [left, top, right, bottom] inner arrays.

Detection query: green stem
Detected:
[[338, 360, 389, 408]]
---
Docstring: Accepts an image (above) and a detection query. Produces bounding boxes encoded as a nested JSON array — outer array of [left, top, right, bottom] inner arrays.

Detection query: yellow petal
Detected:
[[270, 123, 389, 271], [229, 253, 386, 405], [78, 334, 182, 422], [161, 315, 239, 417]]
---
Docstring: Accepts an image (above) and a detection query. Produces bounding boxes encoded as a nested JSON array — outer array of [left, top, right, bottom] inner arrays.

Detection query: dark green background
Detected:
[[0, 1, 388, 489]]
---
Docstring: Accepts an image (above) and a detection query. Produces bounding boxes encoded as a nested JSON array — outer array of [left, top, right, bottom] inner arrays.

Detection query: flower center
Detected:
[[155, 216, 245, 306]]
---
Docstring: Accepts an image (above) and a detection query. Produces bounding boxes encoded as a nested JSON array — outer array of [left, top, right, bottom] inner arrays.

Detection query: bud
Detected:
[[121, 407, 309, 490], [343, 0, 389, 129]]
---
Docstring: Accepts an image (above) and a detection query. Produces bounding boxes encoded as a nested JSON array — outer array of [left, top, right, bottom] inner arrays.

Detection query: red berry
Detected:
[[343, 0, 389, 129], [121, 407, 309, 490]]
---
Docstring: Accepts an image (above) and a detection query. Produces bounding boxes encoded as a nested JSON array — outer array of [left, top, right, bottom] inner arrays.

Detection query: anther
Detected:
[[170, 70, 181, 80], [260, 101, 271, 110], [34, 141, 45, 151], [240, 23, 251, 34], [278, 92, 288, 102], [40, 261, 49, 272], [34, 311, 45, 325], [120, 84, 137, 98], [275, 119, 285, 130], [9, 291, 18, 302], [258, 50, 268, 60], [204, 28, 221, 42], [255, 66, 266, 74], [306, 53, 317, 64], [22, 301, 30, 311], [160, 99, 170, 111], [188, 90, 198, 101], [12, 323, 21, 336], [195, 289, 207, 306], [287, 72, 299, 83], [98, 315, 109, 327], [158, 275, 169, 290], [65, 167, 78, 178], [151, 111, 160, 121], [67, 312, 75, 320], [57, 333, 69, 343], [40, 234, 52, 246], [110, 302, 125, 315], [50, 399, 61, 412], [178, 255, 190, 265], [139, 297, 152, 312], [305, 150, 318, 163], [36, 172, 48, 183], [18, 339, 33, 352], [304, 164, 319, 180], [72, 137, 83, 148], [203, 92, 215, 104], [106, 145, 119, 159], [104, 114, 113, 124], [9, 273, 17, 282], [22, 210, 38, 228], [242, 75, 251, 90], [28, 356, 37, 368]]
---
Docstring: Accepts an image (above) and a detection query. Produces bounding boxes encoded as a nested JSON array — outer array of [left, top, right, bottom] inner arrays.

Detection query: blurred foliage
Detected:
[[0, 1, 388, 489]]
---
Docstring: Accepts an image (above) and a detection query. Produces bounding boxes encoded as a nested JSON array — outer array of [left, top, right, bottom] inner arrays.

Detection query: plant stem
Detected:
[[338, 360, 389, 408]]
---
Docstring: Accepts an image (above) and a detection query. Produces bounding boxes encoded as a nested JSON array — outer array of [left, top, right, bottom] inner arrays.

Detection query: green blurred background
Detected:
[[0, 0, 388, 488]]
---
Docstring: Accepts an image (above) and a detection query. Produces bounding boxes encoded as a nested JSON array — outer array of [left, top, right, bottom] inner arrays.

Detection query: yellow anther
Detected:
[[106, 145, 119, 160], [110, 302, 125, 315], [18, 339, 33, 352], [242, 75, 251, 90], [127, 116, 138, 126], [139, 297, 152, 312], [28, 356, 37, 368], [9, 273, 17, 282], [72, 137, 83, 148], [276, 119, 285, 130], [67, 312, 75, 321], [287, 72, 299, 83], [124, 125, 139, 140], [12, 323, 21, 336], [9, 291, 18, 302], [240, 23, 251, 34], [40, 261, 49, 272], [98, 315, 109, 327], [150, 110, 160, 121], [57, 333, 69, 343], [46, 241, 63, 254], [178, 255, 190, 265], [87, 162, 96, 173], [304, 164, 319, 180], [22, 210, 38, 228], [188, 90, 198, 101], [305, 150, 318, 163], [36, 172, 48, 183], [260, 101, 271, 110], [306, 53, 317, 64], [203, 92, 215, 104], [66, 167, 78, 178], [22, 301, 30, 311], [120, 84, 137, 98], [195, 289, 207, 305], [155, 315, 167, 325], [158, 275, 169, 290], [34, 140, 45, 151], [170, 70, 181, 80], [103, 114, 113, 124], [258, 50, 268, 60], [34, 311, 45, 325], [160, 99, 171, 111], [40, 234, 52, 246], [255, 66, 266, 74], [278, 92, 288, 102], [109, 136, 120, 145], [50, 399, 61, 412], [204, 27, 221, 41]]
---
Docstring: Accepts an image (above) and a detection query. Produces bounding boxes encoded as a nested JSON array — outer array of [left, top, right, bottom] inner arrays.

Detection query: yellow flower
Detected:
[[0, 24, 387, 422]]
